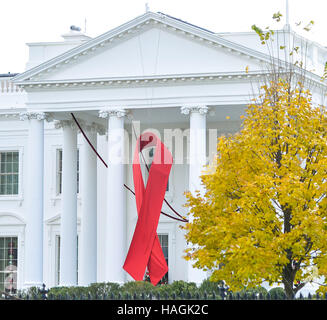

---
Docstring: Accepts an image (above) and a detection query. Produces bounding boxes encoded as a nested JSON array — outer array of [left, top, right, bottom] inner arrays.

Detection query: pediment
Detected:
[[46, 214, 81, 225], [0, 213, 25, 225], [34, 28, 263, 82], [13, 12, 269, 85]]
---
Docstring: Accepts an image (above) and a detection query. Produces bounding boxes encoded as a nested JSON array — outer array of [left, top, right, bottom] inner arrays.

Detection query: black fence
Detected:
[[2, 285, 327, 300]]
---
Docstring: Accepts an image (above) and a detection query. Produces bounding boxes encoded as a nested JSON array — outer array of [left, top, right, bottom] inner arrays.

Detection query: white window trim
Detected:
[[46, 216, 81, 288], [0, 214, 26, 292], [53, 233, 80, 286], [54, 234, 60, 286], [50, 145, 81, 205], [157, 222, 176, 284], [0, 146, 24, 201]]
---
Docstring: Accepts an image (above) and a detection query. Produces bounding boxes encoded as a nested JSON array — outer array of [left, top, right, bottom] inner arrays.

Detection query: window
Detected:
[[55, 236, 60, 285], [158, 234, 168, 284], [0, 152, 19, 195], [55, 235, 78, 285], [56, 149, 79, 195], [0, 237, 18, 294]]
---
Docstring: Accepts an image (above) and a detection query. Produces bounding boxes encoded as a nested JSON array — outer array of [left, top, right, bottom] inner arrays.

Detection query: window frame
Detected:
[[54, 234, 79, 286], [46, 215, 81, 287], [157, 233, 169, 284], [0, 147, 23, 200], [0, 236, 19, 294], [0, 216, 25, 293], [51, 146, 80, 200], [157, 223, 176, 284]]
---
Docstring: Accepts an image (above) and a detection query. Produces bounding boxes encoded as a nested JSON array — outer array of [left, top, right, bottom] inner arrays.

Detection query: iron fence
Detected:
[[2, 284, 327, 300]]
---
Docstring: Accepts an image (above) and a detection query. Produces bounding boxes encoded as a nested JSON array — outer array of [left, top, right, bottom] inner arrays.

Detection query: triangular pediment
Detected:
[[13, 12, 270, 84], [46, 214, 81, 225]]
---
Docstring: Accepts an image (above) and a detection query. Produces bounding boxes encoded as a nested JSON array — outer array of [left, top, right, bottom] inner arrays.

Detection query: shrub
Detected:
[[88, 282, 121, 297], [34, 279, 274, 299], [17, 286, 42, 299], [198, 278, 224, 295], [268, 287, 286, 299], [236, 286, 268, 299], [120, 281, 155, 296], [48, 286, 90, 299], [158, 280, 198, 298]]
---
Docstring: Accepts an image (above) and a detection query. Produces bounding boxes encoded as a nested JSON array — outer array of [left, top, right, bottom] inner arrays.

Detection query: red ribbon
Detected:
[[123, 132, 173, 285]]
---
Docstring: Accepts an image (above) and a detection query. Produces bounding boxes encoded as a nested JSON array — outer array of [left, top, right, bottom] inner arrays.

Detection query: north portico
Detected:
[[0, 11, 325, 291]]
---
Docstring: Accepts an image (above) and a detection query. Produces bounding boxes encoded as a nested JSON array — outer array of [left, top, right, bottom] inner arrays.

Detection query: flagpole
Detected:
[[286, 0, 290, 27]]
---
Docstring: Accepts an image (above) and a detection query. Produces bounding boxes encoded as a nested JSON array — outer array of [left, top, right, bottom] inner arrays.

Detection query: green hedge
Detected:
[[20, 279, 270, 300], [46, 280, 203, 299], [268, 287, 286, 299]]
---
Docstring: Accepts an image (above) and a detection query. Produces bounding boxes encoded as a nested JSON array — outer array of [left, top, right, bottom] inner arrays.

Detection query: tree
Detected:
[[183, 72, 327, 300]]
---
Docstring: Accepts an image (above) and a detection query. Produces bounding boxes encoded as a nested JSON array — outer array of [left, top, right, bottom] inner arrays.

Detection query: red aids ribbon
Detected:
[[123, 132, 173, 285]]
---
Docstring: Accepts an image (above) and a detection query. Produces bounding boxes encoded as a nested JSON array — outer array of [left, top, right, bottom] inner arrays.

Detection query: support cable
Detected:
[[71, 113, 188, 223]]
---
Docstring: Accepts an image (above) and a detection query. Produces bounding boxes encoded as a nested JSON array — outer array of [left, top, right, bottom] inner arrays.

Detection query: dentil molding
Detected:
[[19, 112, 48, 121]]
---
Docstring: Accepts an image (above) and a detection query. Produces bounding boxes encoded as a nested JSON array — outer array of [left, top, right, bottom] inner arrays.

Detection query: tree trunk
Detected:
[[282, 264, 295, 299], [283, 281, 294, 299], [281, 206, 295, 300]]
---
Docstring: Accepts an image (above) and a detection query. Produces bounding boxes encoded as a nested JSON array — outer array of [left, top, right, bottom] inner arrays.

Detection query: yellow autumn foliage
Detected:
[[184, 80, 327, 296]]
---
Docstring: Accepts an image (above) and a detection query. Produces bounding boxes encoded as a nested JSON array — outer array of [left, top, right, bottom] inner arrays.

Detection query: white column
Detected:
[[59, 121, 78, 286], [99, 109, 126, 283], [181, 105, 208, 284], [20, 112, 46, 288], [79, 128, 97, 286]]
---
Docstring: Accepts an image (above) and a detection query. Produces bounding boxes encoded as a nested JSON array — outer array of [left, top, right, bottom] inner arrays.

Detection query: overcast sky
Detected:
[[1, 0, 327, 73]]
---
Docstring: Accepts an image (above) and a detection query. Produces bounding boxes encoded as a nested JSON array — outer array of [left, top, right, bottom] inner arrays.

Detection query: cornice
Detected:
[[15, 71, 271, 90], [15, 70, 327, 90]]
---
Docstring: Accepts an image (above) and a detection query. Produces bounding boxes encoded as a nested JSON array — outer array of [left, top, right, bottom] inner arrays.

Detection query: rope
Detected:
[[71, 113, 188, 223]]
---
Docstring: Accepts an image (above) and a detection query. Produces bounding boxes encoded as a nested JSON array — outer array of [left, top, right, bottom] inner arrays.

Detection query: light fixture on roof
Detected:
[[70, 25, 81, 32], [61, 25, 91, 42]]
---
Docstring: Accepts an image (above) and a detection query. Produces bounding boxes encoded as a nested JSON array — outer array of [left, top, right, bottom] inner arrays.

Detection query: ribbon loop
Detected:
[[123, 132, 173, 285]]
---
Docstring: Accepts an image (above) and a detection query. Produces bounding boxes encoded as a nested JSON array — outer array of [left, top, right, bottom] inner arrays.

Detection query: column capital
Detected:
[[180, 105, 209, 115], [19, 111, 48, 121], [77, 119, 106, 136], [98, 108, 127, 119], [54, 119, 106, 135], [54, 120, 78, 130], [85, 122, 106, 136]]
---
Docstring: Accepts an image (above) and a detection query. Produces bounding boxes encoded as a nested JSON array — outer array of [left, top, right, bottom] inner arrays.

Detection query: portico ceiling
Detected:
[[52, 104, 246, 130]]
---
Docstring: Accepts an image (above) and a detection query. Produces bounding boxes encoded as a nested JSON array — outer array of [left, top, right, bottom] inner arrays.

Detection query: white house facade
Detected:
[[0, 11, 326, 293]]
